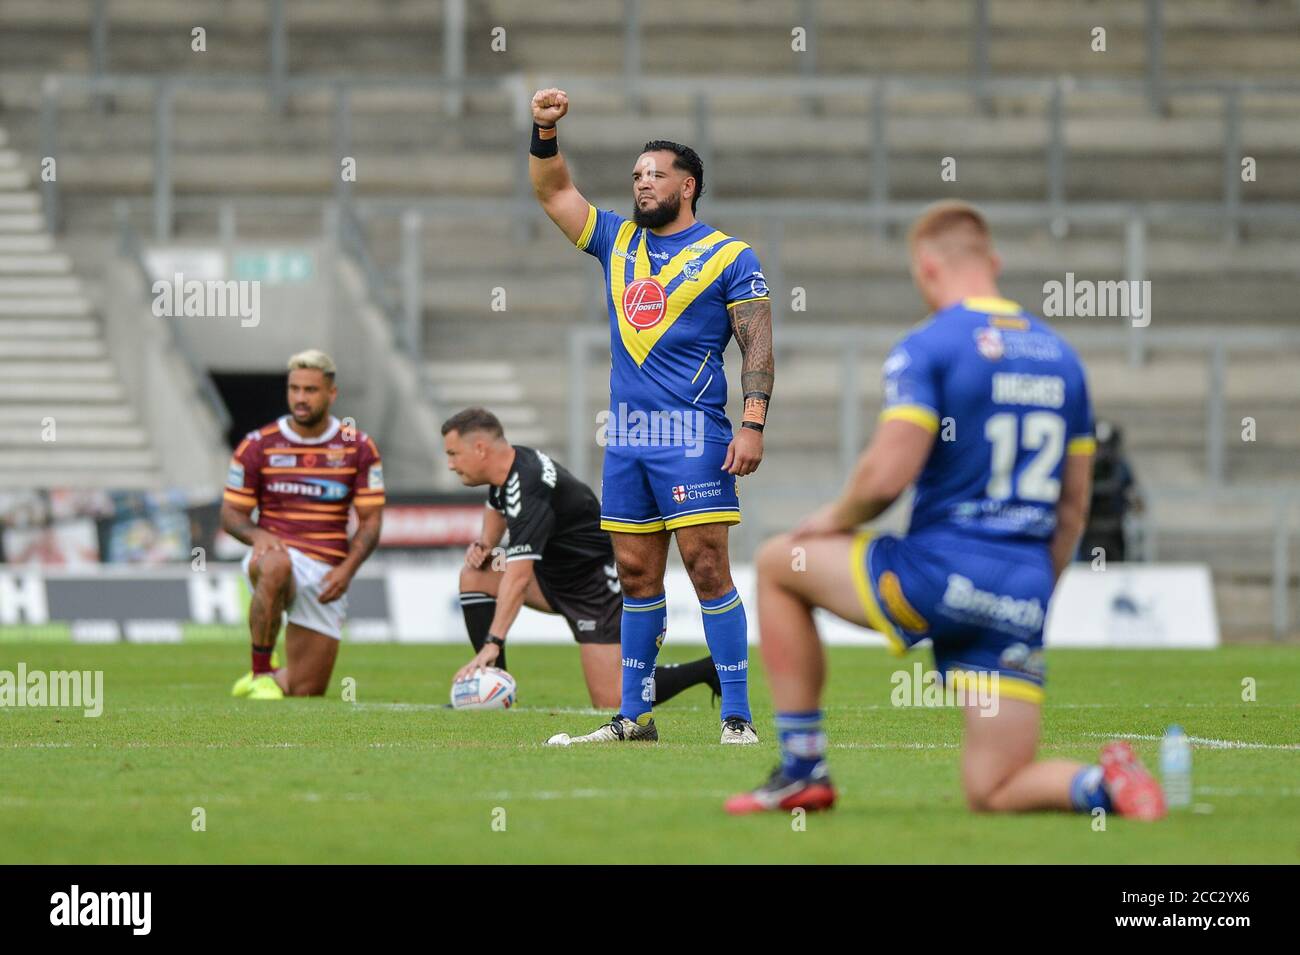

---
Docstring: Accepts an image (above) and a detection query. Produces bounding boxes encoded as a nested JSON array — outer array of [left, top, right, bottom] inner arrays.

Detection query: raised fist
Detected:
[[531, 87, 569, 126]]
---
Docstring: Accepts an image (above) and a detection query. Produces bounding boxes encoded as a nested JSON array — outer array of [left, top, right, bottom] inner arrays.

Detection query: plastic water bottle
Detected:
[[1160, 725, 1192, 808]]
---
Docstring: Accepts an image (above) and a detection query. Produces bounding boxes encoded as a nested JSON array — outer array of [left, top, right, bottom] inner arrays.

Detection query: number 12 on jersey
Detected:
[[984, 411, 1066, 503]]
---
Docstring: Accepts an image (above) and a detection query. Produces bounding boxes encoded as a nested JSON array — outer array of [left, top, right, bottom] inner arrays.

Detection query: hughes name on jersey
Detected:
[[576, 204, 770, 446], [224, 415, 385, 565], [881, 297, 1094, 543]]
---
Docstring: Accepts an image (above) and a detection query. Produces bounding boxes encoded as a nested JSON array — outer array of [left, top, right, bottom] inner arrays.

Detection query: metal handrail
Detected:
[[35, 68, 1300, 241], [113, 203, 233, 434]]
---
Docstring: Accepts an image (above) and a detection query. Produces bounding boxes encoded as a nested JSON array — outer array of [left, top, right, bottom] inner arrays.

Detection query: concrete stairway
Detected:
[[0, 125, 160, 489]]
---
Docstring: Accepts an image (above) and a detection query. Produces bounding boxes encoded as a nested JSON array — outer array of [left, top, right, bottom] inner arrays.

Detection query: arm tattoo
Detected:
[[729, 298, 774, 422]]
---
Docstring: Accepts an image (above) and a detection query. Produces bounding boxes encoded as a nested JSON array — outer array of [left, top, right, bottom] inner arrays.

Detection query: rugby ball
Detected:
[[450, 667, 517, 710]]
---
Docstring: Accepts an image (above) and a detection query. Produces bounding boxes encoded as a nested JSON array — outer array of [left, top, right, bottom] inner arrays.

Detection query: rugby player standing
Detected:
[[224, 350, 385, 699], [444, 407, 720, 710], [528, 88, 774, 744], [726, 202, 1165, 819]]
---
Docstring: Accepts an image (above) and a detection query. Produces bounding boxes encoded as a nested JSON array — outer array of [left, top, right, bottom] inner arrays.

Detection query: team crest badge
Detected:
[[975, 327, 1004, 361], [671, 484, 687, 504], [302, 452, 318, 467], [682, 258, 703, 281], [623, 277, 667, 330]]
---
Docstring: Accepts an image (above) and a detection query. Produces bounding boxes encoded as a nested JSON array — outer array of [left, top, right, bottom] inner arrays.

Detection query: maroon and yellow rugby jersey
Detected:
[[223, 415, 384, 565]]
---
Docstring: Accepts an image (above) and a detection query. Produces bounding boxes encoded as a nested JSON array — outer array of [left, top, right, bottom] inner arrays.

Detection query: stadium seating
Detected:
[[0, 122, 162, 489]]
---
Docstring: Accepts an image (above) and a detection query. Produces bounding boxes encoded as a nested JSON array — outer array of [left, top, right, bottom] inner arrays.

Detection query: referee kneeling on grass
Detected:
[[444, 407, 719, 709]]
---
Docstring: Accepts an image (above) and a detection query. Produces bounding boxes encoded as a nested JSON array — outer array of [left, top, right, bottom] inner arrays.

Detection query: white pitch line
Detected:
[[350, 703, 710, 714], [1085, 732, 1300, 751]]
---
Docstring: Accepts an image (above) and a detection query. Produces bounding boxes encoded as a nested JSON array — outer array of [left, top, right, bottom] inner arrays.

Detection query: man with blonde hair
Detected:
[[727, 201, 1166, 820], [222, 349, 385, 699]]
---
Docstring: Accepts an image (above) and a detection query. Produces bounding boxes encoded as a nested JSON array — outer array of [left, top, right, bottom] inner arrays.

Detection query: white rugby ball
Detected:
[[450, 667, 517, 710]]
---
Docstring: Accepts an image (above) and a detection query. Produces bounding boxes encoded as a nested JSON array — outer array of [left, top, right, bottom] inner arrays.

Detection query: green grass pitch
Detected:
[[2, 643, 1297, 863]]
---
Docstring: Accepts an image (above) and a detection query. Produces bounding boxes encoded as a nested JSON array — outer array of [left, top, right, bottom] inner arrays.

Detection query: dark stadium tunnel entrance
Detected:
[[211, 371, 293, 450]]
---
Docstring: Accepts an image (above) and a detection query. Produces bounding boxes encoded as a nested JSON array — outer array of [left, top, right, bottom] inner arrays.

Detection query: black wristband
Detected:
[[741, 421, 765, 433], [484, 634, 506, 648], [743, 391, 771, 403], [530, 123, 558, 159]]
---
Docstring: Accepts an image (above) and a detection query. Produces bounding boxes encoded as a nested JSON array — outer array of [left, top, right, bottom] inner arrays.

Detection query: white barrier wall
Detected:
[[0, 562, 1218, 649], [1044, 564, 1221, 648]]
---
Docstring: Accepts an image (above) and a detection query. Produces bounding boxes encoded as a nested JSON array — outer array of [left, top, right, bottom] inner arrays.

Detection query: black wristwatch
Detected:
[[484, 634, 506, 649]]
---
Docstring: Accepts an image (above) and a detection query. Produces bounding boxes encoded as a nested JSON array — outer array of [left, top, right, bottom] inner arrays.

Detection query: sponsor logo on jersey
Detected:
[[368, 464, 384, 489], [749, 271, 769, 297], [668, 478, 724, 503], [648, 250, 669, 261], [975, 327, 1004, 361], [227, 462, 245, 488], [974, 326, 1063, 362], [882, 347, 910, 378], [622, 277, 667, 330], [265, 478, 350, 500], [268, 454, 296, 467], [685, 243, 714, 254], [940, 573, 1045, 632], [998, 642, 1046, 679], [327, 447, 347, 467]]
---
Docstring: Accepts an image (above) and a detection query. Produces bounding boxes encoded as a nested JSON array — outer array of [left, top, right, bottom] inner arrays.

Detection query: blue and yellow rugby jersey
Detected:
[[575, 204, 770, 445], [881, 296, 1095, 543]]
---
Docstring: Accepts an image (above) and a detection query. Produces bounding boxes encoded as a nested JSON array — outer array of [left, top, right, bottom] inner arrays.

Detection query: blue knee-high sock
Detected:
[[700, 587, 750, 722], [1069, 765, 1114, 813], [776, 710, 826, 780], [619, 594, 667, 721]]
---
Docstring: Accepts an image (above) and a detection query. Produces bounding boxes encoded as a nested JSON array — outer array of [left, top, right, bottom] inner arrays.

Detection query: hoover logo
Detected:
[[50, 885, 151, 935], [622, 278, 666, 330]]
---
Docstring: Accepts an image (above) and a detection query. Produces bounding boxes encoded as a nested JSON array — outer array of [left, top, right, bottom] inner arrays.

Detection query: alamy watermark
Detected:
[[890, 662, 1001, 717], [0, 663, 103, 717], [595, 403, 707, 458], [1042, 273, 1150, 327], [151, 273, 261, 328], [50, 885, 150, 935]]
